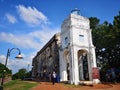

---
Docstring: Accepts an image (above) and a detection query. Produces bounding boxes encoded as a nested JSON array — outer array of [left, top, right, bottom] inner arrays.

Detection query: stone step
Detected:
[[79, 81, 93, 85]]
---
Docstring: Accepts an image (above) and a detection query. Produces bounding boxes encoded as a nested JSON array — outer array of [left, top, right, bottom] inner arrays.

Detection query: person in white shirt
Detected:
[[51, 71, 56, 85]]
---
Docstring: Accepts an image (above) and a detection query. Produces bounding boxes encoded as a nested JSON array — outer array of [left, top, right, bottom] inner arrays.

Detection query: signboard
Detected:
[[92, 67, 100, 79]]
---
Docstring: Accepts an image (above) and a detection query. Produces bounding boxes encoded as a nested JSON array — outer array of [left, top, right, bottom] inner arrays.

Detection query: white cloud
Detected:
[[0, 53, 34, 74], [6, 13, 17, 24], [0, 55, 6, 64], [29, 27, 60, 44], [16, 5, 48, 25], [0, 27, 60, 50], [0, 32, 41, 50]]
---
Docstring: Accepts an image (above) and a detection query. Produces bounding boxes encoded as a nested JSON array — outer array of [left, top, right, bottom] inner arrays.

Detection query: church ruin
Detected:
[[32, 9, 100, 85]]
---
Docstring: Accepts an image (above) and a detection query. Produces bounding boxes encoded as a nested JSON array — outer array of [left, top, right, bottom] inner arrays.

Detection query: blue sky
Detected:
[[0, 0, 120, 74]]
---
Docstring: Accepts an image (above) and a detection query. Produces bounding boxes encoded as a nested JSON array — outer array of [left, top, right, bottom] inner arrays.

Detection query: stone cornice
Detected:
[[71, 43, 95, 49]]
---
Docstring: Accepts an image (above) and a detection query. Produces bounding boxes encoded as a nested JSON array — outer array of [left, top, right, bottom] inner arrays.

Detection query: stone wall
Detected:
[[32, 33, 60, 81]]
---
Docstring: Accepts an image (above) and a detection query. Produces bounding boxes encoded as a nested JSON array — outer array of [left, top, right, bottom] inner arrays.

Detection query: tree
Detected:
[[0, 63, 12, 78], [89, 17, 100, 29], [89, 11, 120, 72], [12, 68, 27, 80], [25, 71, 32, 78]]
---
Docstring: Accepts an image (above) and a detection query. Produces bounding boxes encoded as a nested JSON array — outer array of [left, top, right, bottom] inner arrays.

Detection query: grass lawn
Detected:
[[3, 80, 39, 90]]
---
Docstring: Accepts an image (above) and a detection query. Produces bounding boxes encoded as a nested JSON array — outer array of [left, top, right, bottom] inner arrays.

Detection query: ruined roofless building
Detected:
[[32, 9, 100, 85]]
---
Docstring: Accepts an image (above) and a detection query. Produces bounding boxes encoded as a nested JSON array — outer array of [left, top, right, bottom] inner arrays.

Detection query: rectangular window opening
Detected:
[[79, 35, 84, 42]]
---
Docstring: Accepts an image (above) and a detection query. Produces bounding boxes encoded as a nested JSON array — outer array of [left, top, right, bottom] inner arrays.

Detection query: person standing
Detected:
[[51, 71, 56, 85], [48, 72, 51, 82], [111, 68, 116, 82]]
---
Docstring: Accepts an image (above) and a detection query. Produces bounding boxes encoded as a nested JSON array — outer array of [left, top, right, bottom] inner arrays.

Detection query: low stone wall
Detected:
[[0, 76, 12, 84]]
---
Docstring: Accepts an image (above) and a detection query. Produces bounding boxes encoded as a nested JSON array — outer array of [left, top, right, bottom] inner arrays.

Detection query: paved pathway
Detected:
[[32, 82, 120, 90]]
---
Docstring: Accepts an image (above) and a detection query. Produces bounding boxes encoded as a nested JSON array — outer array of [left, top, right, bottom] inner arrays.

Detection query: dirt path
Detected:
[[32, 82, 120, 90]]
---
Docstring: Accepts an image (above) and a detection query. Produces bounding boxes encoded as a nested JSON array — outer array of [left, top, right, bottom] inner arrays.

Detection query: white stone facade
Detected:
[[59, 9, 100, 85]]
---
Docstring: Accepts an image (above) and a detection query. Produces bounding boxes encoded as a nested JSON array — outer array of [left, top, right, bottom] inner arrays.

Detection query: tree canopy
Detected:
[[12, 68, 32, 80], [0, 63, 12, 78], [12, 68, 27, 80], [89, 11, 120, 71]]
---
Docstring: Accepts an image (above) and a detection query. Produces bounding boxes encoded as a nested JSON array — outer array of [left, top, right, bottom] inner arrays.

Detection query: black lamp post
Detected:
[[0, 48, 23, 90]]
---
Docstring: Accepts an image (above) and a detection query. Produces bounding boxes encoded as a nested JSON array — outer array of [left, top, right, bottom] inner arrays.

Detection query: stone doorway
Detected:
[[78, 49, 89, 81]]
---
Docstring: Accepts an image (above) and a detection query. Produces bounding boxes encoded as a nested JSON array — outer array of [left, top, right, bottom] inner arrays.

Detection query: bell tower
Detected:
[[59, 8, 100, 85]]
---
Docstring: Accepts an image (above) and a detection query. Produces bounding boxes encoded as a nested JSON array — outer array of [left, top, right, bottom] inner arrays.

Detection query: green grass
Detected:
[[3, 80, 39, 90]]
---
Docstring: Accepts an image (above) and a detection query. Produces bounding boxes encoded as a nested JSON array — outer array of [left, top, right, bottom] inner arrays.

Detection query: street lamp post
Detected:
[[0, 48, 23, 90]]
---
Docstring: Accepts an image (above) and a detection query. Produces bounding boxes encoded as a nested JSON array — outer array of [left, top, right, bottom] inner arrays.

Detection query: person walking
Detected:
[[51, 71, 56, 85]]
